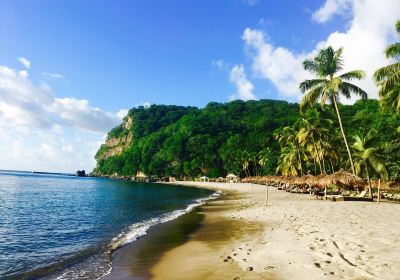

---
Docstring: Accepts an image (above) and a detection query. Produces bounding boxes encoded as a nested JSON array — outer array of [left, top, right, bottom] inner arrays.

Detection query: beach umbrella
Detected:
[[322, 170, 364, 188], [298, 174, 315, 186]]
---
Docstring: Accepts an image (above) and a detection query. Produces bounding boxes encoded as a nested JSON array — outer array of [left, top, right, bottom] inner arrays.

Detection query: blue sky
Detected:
[[0, 0, 345, 109], [0, 0, 398, 172]]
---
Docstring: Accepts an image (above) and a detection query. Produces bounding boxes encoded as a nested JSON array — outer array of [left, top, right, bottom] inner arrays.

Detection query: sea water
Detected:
[[0, 171, 215, 279]]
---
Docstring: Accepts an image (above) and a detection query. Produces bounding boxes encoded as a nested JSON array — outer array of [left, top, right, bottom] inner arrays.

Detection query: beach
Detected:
[[136, 182, 400, 279]]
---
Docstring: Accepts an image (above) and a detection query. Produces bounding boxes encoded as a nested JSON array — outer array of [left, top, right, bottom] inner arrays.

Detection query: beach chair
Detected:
[[357, 190, 367, 198]]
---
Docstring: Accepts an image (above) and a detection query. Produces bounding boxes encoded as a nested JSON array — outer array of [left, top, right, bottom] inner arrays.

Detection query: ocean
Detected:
[[0, 171, 215, 279]]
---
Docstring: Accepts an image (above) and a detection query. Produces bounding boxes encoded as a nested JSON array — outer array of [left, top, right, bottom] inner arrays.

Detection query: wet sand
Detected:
[[107, 182, 400, 280]]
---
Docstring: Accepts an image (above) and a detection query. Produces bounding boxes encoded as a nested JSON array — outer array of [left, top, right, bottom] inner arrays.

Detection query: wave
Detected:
[[51, 190, 221, 280], [108, 190, 221, 251]]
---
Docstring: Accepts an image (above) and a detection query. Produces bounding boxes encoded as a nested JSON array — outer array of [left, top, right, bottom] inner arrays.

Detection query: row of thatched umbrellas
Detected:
[[241, 170, 365, 189]]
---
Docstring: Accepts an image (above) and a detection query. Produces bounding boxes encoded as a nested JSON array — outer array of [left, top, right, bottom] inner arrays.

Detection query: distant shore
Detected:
[[108, 181, 400, 279]]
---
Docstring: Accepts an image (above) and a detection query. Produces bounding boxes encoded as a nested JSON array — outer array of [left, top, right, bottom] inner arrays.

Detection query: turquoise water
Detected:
[[0, 171, 214, 279]]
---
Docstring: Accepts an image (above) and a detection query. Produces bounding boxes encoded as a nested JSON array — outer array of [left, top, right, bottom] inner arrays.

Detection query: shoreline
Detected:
[[123, 181, 400, 280]]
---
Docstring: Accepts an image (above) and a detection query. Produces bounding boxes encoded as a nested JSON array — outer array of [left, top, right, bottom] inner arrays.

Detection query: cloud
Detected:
[[229, 64, 257, 101], [242, 28, 309, 99], [43, 72, 64, 80], [312, 0, 351, 23], [18, 57, 31, 69], [116, 109, 129, 119], [241, 0, 400, 103], [0, 64, 121, 133], [0, 62, 125, 172], [52, 98, 121, 132]]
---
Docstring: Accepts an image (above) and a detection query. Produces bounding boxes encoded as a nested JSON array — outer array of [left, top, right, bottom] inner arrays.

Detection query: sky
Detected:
[[0, 0, 399, 173]]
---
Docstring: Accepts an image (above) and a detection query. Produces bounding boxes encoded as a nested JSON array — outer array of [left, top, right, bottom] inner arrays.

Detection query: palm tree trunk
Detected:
[[332, 96, 356, 175], [365, 163, 373, 199], [297, 148, 304, 176], [321, 151, 327, 174], [330, 159, 335, 174], [313, 158, 316, 175], [312, 140, 323, 174]]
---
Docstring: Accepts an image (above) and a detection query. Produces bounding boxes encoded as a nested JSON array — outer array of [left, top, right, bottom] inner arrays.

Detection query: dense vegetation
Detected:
[[94, 99, 400, 180], [95, 20, 400, 182]]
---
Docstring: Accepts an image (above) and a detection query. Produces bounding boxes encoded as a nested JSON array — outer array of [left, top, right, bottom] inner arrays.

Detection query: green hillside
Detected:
[[94, 99, 400, 180]]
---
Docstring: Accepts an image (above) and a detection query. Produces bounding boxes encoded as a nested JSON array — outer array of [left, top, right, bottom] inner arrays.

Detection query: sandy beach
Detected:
[[147, 182, 400, 280]]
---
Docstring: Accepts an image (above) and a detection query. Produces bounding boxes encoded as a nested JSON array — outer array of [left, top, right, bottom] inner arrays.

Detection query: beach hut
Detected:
[[226, 173, 238, 183]]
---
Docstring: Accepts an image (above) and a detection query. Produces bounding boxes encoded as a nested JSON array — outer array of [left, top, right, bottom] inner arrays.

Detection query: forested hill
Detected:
[[94, 99, 400, 179]]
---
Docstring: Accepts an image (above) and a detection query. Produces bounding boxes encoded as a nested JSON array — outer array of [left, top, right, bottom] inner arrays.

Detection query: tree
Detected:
[[300, 46, 367, 175], [374, 20, 400, 113], [274, 125, 305, 175], [276, 143, 301, 176], [352, 130, 388, 198], [297, 109, 332, 175]]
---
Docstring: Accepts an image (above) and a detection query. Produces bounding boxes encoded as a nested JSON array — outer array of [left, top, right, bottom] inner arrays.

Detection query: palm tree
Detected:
[[274, 125, 305, 175], [374, 20, 400, 112], [276, 143, 301, 176], [352, 130, 388, 198], [297, 109, 332, 175], [299, 46, 367, 175]]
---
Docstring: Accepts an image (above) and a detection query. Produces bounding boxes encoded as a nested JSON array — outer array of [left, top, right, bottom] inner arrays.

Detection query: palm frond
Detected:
[[333, 47, 344, 72], [378, 70, 400, 96], [339, 70, 366, 81], [300, 85, 324, 111], [299, 79, 326, 93], [380, 86, 400, 112], [396, 20, 400, 34], [368, 156, 388, 180], [385, 43, 400, 60], [303, 58, 319, 74], [340, 82, 368, 99], [374, 62, 400, 83]]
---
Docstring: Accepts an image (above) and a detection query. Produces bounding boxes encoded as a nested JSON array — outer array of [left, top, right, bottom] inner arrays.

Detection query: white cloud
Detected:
[[242, 28, 309, 99], [52, 98, 121, 132], [242, 0, 400, 103], [43, 72, 64, 80], [116, 109, 129, 119], [18, 57, 31, 69], [312, 0, 351, 23], [229, 64, 257, 101], [0, 62, 125, 172]]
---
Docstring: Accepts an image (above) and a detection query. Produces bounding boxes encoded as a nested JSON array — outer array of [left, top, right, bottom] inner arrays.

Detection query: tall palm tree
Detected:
[[352, 130, 388, 198], [299, 46, 367, 175], [374, 20, 400, 112]]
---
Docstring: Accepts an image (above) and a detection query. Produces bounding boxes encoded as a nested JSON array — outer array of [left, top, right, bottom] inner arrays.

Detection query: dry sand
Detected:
[[150, 182, 400, 280]]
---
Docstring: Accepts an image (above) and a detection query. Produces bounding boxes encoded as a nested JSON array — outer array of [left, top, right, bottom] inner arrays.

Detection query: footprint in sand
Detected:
[[314, 262, 321, 268]]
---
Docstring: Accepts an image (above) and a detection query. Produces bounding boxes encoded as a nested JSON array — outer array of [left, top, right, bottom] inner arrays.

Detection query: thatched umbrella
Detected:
[[322, 170, 364, 188], [318, 170, 364, 199], [308, 174, 327, 188], [296, 175, 315, 186]]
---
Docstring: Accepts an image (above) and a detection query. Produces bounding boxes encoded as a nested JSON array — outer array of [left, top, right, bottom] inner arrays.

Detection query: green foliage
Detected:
[[374, 19, 400, 112], [107, 124, 127, 139], [95, 99, 400, 181], [95, 99, 299, 177]]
